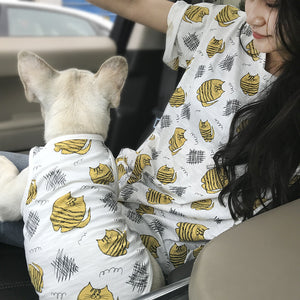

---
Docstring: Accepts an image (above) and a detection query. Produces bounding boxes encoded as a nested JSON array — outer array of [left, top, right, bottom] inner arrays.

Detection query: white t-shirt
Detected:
[[117, 1, 274, 274], [22, 134, 153, 299]]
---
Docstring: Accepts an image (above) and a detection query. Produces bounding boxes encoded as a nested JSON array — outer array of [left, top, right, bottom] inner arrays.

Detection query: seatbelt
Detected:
[[109, 17, 135, 55]]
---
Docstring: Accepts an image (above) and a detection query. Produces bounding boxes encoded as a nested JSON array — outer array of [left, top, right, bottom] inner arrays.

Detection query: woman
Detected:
[[214, 0, 300, 220], [0, 0, 299, 298]]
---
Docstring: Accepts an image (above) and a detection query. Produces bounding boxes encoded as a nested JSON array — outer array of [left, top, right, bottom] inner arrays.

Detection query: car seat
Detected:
[[133, 198, 300, 300], [1, 202, 299, 300]]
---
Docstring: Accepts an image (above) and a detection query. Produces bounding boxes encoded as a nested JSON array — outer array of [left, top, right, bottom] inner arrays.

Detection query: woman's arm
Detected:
[[87, 0, 173, 33]]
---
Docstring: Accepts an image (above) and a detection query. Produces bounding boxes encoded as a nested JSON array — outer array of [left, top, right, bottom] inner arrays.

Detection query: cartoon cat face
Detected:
[[176, 222, 208, 242], [169, 243, 188, 268], [156, 165, 177, 185], [89, 164, 114, 185], [50, 192, 91, 232], [97, 229, 129, 257], [78, 283, 114, 300], [169, 128, 187, 155], [28, 263, 44, 293]]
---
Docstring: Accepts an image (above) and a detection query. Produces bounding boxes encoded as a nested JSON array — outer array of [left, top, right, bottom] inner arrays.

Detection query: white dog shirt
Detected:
[[21, 134, 153, 300]]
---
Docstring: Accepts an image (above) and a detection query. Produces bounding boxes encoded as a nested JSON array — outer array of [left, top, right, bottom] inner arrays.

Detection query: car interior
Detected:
[[0, 0, 299, 299]]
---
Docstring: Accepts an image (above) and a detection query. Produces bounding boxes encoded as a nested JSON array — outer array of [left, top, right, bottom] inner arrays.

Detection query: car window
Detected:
[[7, 7, 98, 36]]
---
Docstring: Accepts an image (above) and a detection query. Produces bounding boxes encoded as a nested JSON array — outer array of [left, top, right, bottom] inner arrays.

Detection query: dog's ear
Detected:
[[18, 51, 58, 103], [95, 56, 128, 108]]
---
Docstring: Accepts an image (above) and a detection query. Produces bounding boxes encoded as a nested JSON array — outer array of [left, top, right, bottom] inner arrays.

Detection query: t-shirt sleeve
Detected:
[[163, 1, 233, 70]]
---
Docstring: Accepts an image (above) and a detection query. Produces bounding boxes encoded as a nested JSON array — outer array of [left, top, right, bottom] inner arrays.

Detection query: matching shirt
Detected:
[[22, 135, 153, 299], [117, 1, 274, 274]]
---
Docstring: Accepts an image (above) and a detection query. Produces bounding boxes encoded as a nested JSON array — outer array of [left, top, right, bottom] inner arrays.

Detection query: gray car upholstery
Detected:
[[189, 199, 300, 300]]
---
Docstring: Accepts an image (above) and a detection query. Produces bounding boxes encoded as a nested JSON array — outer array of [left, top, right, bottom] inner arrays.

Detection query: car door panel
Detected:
[[0, 36, 116, 151]]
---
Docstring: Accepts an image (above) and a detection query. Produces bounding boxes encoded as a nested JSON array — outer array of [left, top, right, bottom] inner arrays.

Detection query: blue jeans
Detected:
[[0, 151, 29, 247]]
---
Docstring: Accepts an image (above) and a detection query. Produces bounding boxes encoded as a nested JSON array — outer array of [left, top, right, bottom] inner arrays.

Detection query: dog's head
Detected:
[[17, 51, 128, 142]]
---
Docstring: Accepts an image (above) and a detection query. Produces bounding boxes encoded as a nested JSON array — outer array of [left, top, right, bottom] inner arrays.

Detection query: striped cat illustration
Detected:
[[215, 5, 239, 27], [116, 157, 128, 180], [176, 222, 208, 241], [97, 229, 129, 257], [149, 134, 156, 141], [136, 204, 154, 216], [197, 79, 225, 107], [28, 263, 44, 293], [127, 154, 151, 184], [78, 283, 114, 300], [50, 192, 91, 232], [193, 245, 204, 258], [289, 175, 300, 186], [54, 139, 92, 155], [186, 58, 194, 68], [253, 198, 268, 210], [206, 37, 225, 58], [26, 179, 37, 205], [169, 128, 187, 155], [146, 188, 174, 205], [169, 87, 185, 107], [246, 40, 260, 61], [240, 73, 260, 96], [156, 165, 177, 185], [201, 167, 228, 194], [140, 234, 160, 258], [199, 120, 215, 142], [169, 243, 188, 268], [236, 118, 249, 133], [89, 163, 115, 185], [182, 5, 209, 23], [191, 199, 214, 210]]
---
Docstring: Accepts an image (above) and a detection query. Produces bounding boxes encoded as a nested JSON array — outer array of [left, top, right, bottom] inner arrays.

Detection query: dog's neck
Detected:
[[43, 108, 110, 143]]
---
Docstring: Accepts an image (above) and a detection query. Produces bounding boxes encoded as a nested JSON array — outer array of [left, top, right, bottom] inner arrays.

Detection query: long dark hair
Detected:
[[214, 0, 300, 220]]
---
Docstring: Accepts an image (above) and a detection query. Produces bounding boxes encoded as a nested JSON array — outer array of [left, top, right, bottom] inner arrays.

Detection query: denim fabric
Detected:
[[0, 151, 28, 247]]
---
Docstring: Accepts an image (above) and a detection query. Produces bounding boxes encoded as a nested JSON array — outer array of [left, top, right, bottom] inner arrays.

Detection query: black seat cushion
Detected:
[[0, 243, 38, 299]]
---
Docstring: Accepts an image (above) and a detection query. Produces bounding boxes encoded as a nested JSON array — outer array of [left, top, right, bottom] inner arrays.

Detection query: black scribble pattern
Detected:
[[183, 32, 200, 52], [25, 211, 40, 239], [120, 185, 136, 201], [214, 216, 223, 224], [241, 23, 252, 37], [186, 149, 205, 164], [219, 55, 235, 72], [126, 262, 149, 293], [149, 219, 165, 235], [169, 208, 185, 217], [169, 186, 187, 197], [151, 148, 160, 160], [127, 210, 142, 224], [51, 249, 78, 282], [44, 168, 66, 191], [223, 100, 241, 116], [160, 115, 172, 129], [100, 192, 117, 212], [32, 147, 42, 157], [195, 65, 206, 78], [165, 259, 172, 271], [208, 64, 214, 72], [181, 103, 191, 120], [143, 173, 155, 188]]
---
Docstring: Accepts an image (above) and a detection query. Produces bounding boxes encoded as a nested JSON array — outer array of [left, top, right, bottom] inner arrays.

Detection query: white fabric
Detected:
[[117, 1, 274, 274], [22, 134, 153, 299]]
